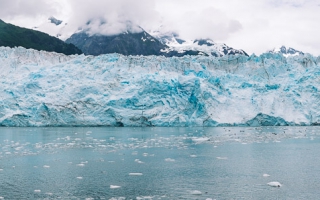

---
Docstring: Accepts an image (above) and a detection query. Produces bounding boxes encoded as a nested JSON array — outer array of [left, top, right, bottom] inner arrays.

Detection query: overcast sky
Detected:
[[1, 0, 320, 55]]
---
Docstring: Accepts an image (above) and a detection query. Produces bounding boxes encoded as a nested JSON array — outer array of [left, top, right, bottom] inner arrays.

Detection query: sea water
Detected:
[[0, 126, 320, 199]]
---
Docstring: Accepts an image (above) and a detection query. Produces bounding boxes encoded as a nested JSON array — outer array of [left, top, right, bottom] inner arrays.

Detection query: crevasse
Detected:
[[1, 46, 320, 126]]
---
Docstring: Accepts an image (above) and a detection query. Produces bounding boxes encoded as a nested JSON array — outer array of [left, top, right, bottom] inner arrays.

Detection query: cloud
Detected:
[[63, 0, 161, 36], [158, 7, 243, 41], [0, 0, 320, 56]]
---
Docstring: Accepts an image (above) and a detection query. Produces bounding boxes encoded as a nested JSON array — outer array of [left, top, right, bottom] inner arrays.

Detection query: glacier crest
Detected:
[[1, 47, 320, 126]]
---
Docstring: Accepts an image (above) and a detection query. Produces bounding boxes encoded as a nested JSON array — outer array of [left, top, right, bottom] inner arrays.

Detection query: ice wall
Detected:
[[1, 46, 320, 126]]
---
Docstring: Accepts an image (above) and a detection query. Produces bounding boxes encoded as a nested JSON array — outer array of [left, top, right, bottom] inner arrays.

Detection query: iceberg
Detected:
[[1, 46, 320, 127]]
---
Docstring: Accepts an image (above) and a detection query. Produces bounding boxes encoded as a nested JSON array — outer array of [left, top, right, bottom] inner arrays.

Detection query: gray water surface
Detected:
[[0, 127, 320, 199]]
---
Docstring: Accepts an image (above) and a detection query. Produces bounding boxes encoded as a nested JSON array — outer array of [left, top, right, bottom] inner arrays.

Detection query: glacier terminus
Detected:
[[1, 47, 320, 127]]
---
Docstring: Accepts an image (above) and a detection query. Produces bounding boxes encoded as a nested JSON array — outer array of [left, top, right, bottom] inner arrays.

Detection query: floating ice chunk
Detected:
[[190, 190, 202, 195], [267, 181, 282, 187], [43, 165, 50, 168], [45, 193, 53, 196], [216, 157, 228, 160], [129, 173, 143, 176], [34, 190, 41, 193], [0, 169, 3, 171], [76, 177, 83, 179], [110, 185, 121, 189], [0, 196, 4, 199], [190, 155, 197, 158], [77, 164, 85, 167], [165, 158, 175, 162], [136, 196, 153, 200], [263, 174, 270, 177], [192, 137, 210, 143], [135, 159, 144, 164]]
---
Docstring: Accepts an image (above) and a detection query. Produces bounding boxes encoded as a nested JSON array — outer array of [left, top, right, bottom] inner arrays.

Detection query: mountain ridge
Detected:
[[0, 19, 82, 55]]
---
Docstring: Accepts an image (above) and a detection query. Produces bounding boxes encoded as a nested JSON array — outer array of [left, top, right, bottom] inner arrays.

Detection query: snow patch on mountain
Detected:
[[269, 46, 304, 57], [151, 31, 248, 57]]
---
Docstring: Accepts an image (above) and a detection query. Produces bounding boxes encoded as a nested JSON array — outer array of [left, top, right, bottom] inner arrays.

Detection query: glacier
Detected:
[[1, 46, 320, 127]]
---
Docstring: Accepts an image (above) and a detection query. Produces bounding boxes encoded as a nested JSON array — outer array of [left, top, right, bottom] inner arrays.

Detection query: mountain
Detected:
[[0, 19, 81, 55], [152, 31, 248, 57], [1, 46, 320, 126], [65, 29, 167, 56], [268, 46, 304, 57], [48, 16, 63, 26]]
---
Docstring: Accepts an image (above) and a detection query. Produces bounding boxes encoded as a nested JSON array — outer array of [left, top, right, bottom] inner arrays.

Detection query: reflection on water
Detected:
[[0, 126, 320, 199]]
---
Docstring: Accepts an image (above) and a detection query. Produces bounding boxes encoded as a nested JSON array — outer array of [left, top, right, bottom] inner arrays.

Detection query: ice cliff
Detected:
[[1, 46, 320, 127]]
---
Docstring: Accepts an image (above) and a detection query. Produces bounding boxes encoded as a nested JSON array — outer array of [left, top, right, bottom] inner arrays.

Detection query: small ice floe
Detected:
[[164, 158, 175, 162], [34, 190, 41, 193], [263, 174, 270, 177], [190, 155, 197, 158], [45, 193, 53, 196], [129, 173, 143, 176], [77, 163, 85, 167], [76, 177, 83, 180], [192, 137, 210, 143], [0, 196, 4, 199], [0, 169, 3, 171], [43, 165, 50, 168], [110, 185, 121, 189], [216, 157, 228, 160], [267, 181, 282, 187], [136, 196, 153, 200], [143, 153, 148, 157], [135, 159, 144, 164], [190, 190, 202, 195]]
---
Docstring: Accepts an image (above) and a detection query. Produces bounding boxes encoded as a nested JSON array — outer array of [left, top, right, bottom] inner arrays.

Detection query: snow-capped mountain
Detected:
[[152, 31, 248, 57], [268, 46, 304, 57], [66, 29, 167, 56]]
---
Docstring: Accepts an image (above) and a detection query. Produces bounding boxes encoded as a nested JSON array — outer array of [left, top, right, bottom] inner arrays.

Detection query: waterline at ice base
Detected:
[[1, 47, 320, 127]]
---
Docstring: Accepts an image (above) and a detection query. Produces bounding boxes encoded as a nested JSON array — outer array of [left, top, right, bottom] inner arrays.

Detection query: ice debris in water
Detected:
[[263, 174, 270, 177], [164, 158, 175, 162], [43, 165, 50, 168], [267, 181, 282, 187], [76, 177, 83, 179], [1, 47, 320, 127], [110, 185, 121, 189], [216, 157, 228, 160], [129, 173, 143, 176], [34, 190, 41, 193], [190, 190, 202, 195], [192, 137, 210, 143]]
